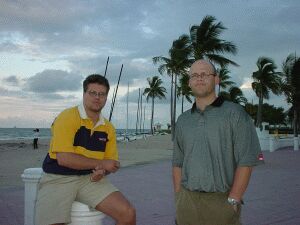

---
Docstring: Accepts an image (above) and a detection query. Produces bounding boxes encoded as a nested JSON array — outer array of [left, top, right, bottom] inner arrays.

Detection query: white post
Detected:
[[22, 168, 105, 225], [294, 137, 299, 151], [21, 168, 43, 225], [269, 136, 275, 152], [69, 202, 105, 225]]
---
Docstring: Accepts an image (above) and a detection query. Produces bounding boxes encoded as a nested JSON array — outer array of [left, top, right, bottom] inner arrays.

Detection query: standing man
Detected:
[[33, 128, 39, 149], [172, 60, 263, 225], [35, 74, 136, 225]]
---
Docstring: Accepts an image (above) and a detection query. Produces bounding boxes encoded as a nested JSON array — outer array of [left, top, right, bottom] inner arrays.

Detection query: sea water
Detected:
[[0, 128, 149, 141]]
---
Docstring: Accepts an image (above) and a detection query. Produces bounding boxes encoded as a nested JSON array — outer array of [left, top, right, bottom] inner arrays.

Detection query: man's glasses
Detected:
[[190, 73, 216, 80], [87, 90, 107, 98]]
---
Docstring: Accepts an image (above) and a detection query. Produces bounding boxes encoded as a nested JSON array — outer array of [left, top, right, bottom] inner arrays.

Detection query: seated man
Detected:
[[35, 74, 136, 225]]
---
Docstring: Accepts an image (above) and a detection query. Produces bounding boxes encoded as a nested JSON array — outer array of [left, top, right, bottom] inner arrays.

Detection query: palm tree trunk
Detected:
[[181, 95, 184, 113], [151, 97, 155, 134], [294, 108, 298, 137], [170, 73, 175, 140], [173, 73, 178, 134], [256, 93, 263, 130]]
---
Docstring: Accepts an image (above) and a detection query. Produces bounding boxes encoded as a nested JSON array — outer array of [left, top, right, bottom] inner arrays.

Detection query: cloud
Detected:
[[118, 86, 170, 104], [2, 75, 20, 86], [0, 41, 20, 53], [24, 69, 83, 93], [0, 0, 299, 128], [0, 86, 9, 94]]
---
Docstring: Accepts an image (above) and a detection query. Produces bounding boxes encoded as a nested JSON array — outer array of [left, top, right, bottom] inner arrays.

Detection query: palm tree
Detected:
[[217, 66, 235, 94], [153, 15, 238, 138], [153, 35, 191, 139], [251, 57, 282, 129], [189, 15, 238, 66], [219, 86, 247, 105], [177, 73, 193, 113], [282, 53, 300, 137], [143, 76, 167, 134]]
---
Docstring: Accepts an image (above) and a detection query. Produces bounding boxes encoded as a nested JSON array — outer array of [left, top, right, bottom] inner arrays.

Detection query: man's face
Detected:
[[83, 83, 108, 113], [188, 61, 219, 98]]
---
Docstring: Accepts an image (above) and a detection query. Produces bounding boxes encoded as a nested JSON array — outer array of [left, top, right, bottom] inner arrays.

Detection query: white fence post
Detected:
[[269, 136, 275, 152], [294, 137, 299, 151], [22, 168, 105, 225], [70, 202, 105, 225], [21, 168, 43, 225]]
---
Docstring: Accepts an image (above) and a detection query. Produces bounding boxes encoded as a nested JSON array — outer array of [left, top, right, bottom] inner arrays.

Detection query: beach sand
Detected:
[[0, 134, 173, 188]]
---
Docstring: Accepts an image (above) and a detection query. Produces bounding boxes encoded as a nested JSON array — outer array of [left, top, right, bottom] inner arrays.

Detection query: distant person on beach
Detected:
[[33, 128, 39, 149], [172, 60, 264, 225], [35, 74, 136, 225]]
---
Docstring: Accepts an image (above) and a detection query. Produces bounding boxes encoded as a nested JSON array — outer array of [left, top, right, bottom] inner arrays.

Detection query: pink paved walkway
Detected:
[[1, 147, 300, 225]]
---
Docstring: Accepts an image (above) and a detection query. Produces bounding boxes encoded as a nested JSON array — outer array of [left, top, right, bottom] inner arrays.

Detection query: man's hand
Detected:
[[232, 204, 238, 213], [90, 166, 105, 182], [100, 159, 120, 173]]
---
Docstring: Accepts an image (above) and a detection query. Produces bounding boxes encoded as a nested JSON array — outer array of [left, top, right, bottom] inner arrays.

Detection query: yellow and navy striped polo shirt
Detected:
[[43, 103, 118, 175]]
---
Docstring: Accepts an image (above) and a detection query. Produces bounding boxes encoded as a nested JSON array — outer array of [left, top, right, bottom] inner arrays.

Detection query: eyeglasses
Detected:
[[87, 90, 107, 98], [190, 73, 216, 80]]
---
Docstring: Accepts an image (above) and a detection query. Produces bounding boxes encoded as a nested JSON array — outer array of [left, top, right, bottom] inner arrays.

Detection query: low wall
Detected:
[[258, 136, 299, 152], [256, 127, 299, 152]]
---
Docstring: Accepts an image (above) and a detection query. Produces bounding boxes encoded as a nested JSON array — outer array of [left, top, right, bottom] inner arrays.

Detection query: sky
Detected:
[[0, 0, 299, 129]]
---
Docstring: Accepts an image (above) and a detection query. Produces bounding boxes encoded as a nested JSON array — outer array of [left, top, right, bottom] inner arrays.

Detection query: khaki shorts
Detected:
[[35, 173, 118, 225], [175, 187, 241, 225]]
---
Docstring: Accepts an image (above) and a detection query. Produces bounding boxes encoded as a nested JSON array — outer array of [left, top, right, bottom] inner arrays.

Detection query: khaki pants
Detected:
[[35, 173, 118, 225], [175, 187, 241, 225]]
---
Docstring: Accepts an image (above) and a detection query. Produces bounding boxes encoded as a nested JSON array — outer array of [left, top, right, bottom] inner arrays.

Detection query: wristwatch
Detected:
[[227, 197, 241, 206]]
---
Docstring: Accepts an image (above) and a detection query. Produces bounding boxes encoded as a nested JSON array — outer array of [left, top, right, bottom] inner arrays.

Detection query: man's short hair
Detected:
[[83, 74, 110, 93], [206, 60, 217, 74], [189, 59, 217, 75]]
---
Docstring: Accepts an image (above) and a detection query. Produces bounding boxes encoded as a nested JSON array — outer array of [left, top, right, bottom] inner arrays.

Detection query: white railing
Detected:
[[21, 168, 105, 225], [256, 127, 299, 152], [269, 136, 299, 152]]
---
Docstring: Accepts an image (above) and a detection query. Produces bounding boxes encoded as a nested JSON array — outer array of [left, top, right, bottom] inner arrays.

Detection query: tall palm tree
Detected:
[[217, 66, 235, 94], [252, 57, 282, 129], [153, 15, 238, 138], [153, 35, 191, 139], [282, 53, 300, 137], [189, 15, 238, 67], [177, 73, 193, 113], [219, 86, 247, 105], [143, 76, 167, 134]]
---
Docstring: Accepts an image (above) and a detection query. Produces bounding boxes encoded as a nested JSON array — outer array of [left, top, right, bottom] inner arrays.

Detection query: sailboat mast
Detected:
[[125, 82, 129, 139]]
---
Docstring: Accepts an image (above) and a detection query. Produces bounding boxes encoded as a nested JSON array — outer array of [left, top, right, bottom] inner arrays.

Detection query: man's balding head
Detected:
[[189, 60, 217, 76]]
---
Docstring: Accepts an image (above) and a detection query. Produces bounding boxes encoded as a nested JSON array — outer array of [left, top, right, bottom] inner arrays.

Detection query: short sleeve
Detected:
[[233, 110, 264, 166], [172, 119, 184, 167], [50, 109, 79, 154]]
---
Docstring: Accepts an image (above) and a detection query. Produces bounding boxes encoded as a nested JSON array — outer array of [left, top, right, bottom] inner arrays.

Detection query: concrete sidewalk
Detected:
[[1, 147, 300, 225]]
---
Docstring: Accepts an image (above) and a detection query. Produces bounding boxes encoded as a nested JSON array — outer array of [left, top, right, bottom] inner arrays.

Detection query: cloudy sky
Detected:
[[0, 0, 299, 129]]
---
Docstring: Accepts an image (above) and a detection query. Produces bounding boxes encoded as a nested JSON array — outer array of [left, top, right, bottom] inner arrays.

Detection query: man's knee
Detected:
[[125, 205, 136, 221], [120, 205, 136, 223]]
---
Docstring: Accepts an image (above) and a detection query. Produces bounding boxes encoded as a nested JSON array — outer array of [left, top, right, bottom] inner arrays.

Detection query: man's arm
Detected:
[[172, 166, 182, 193], [229, 166, 252, 202], [56, 152, 120, 173]]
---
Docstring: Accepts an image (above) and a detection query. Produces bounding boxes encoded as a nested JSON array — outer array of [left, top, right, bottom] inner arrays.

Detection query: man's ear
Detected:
[[215, 75, 220, 85]]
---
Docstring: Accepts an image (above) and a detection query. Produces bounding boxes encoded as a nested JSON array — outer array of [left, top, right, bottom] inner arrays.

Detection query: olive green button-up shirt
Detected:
[[172, 97, 263, 192]]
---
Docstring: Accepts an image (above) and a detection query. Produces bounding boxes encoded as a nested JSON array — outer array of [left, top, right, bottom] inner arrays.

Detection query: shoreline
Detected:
[[0, 134, 173, 189]]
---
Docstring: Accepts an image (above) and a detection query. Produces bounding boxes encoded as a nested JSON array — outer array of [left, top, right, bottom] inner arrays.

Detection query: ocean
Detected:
[[0, 128, 149, 141]]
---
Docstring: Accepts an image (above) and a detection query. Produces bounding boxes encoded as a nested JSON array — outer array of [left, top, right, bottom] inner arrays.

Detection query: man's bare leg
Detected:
[[96, 191, 136, 225]]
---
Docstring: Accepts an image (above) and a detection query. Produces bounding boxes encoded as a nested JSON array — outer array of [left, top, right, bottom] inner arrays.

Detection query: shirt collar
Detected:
[[191, 96, 225, 113], [78, 102, 105, 127]]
